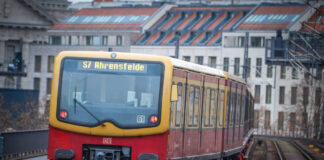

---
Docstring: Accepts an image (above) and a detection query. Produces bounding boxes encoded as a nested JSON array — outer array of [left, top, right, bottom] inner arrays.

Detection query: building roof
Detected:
[[136, 5, 254, 46], [236, 3, 308, 31], [19, 0, 58, 24], [301, 5, 324, 32], [50, 7, 159, 30]]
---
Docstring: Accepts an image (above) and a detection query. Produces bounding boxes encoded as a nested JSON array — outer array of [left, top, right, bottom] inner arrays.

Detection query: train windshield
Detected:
[[58, 58, 164, 128]]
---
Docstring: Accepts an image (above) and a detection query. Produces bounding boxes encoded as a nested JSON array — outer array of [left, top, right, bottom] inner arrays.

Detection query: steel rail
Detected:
[[289, 141, 313, 160], [273, 141, 285, 160]]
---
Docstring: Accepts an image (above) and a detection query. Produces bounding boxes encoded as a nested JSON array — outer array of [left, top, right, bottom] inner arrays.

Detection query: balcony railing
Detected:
[[0, 63, 27, 76]]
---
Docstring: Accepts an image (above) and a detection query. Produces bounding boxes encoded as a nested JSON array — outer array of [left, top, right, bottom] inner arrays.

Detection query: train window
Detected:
[[230, 92, 236, 126], [204, 88, 211, 126], [227, 89, 231, 128], [236, 93, 241, 127], [210, 89, 215, 127], [218, 90, 224, 127], [175, 83, 183, 127], [58, 59, 163, 128], [193, 86, 200, 126], [241, 92, 246, 125], [188, 86, 195, 126], [170, 86, 175, 127]]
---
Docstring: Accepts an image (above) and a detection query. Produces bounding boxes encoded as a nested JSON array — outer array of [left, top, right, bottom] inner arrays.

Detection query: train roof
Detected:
[[170, 58, 226, 78], [170, 57, 247, 85]]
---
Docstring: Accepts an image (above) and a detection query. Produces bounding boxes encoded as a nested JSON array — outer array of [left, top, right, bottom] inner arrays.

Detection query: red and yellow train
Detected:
[[48, 51, 254, 160]]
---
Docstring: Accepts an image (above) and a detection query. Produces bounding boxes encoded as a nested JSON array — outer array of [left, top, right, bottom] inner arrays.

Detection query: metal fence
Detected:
[[0, 129, 48, 159]]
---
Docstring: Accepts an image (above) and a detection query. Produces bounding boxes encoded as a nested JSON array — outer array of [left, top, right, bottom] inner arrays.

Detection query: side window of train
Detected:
[[241, 89, 246, 125], [230, 89, 236, 126], [175, 82, 183, 127], [204, 88, 211, 127], [193, 86, 200, 126], [236, 87, 241, 126], [187, 85, 195, 127], [170, 82, 175, 128], [218, 90, 225, 127], [210, 89, 216, 127], [227, 86, 231, 128]]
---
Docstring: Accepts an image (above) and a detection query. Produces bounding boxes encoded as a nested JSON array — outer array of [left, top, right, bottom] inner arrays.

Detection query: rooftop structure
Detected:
[[236, 3, 309, 31], [135, 5, 254, 46], [51, 7, 159, 31]]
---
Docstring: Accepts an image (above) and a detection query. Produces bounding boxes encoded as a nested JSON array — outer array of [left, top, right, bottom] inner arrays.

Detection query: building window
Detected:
[[279, 86, 285, 104], [49, 36, 61, 45], [71, 36, 79, 45], [267, 65, 273, 78], [223, 57, 229, 72], [290, 112, 296, 131], [238, 36, 245, 47], [254, 109, 259, 128], [256, 58, 262, 77], [254, 85, 260, 104], [278, 112, 284, 130], [292, 68, 298, 79], [34, 78, 40, 90], [291, 87, 297, 105], [302, 112, 307, 129], [234, 58, 240, 76], [315, 88, 321, 107], [47, 56, 54, 73], [47, 78, 52, 95], [34, 56, 41, 72], [116, 35, 122, 46], [303, 87, 309, 106], [265, 110, 270, 129], [280, 65, 286, 79], [4, 76, 15, 89], [250, 37, 265, 47], [195, 56, 203, 65], [102, 36, 108, 45], [247, 58, 251, 77], [208, 56, 216, 68], [183, 56, 190, 62], [86, 36, 93, 45], [93, 36, 100, 45], [68, 36, 72, 45], [266, 85, 271, 104]]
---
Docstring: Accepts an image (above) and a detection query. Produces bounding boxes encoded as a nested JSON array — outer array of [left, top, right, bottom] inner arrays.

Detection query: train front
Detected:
[[48, 51, 173, 160]]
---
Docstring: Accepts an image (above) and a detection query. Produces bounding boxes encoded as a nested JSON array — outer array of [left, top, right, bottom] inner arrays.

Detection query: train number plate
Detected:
[[103, 137, 112, 144]]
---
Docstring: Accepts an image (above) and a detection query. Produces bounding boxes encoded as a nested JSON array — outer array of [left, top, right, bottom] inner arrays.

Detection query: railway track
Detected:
[[287, 140, 314, 160], [272, 140, 284, 160], [248, 137, 321, 160]]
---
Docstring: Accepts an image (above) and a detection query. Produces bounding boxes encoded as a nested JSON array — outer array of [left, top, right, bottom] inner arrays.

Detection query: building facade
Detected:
[[131, 2, 324, 138], [0, 0, 72, 113]]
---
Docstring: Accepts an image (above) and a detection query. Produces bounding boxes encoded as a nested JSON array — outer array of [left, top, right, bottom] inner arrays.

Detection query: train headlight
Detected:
[[60, 111, 68, 119], [54, 149, 74, 159], [122, 147, 131, 157], [138, 153, 158, 160], [150, 115, 158, 123]]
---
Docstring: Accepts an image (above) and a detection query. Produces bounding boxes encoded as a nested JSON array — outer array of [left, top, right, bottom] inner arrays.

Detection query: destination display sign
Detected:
[[79, 60, 147, 73]]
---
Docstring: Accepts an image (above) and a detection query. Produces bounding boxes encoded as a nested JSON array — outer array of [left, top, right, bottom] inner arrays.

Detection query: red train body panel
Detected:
[[48, 126, 168, 160]]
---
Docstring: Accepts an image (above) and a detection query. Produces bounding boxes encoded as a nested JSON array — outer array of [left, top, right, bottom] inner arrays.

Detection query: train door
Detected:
[[234, 84, 242, 147], [225, 80, 231, 151], [200, 75, 218, 154], [183, 71, 202, 156], [168, 69, 186, 158], [216, 78, 226, 153], [239, 86, 246, 142], [230, 82, 237, 149]]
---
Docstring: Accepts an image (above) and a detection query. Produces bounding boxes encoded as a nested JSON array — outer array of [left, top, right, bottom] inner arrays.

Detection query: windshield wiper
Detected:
[[73, 98, 106, 127]]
